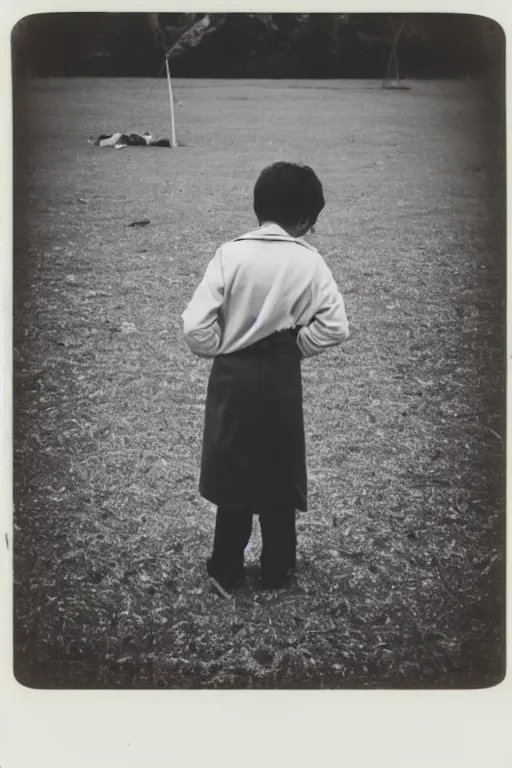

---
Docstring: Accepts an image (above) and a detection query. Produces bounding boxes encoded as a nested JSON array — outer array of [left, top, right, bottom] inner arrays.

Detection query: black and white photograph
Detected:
[[10, 10, 506, 694]]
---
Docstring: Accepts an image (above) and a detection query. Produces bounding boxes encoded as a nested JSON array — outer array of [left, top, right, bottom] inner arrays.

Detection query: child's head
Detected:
[[253, 161, 325, 237]]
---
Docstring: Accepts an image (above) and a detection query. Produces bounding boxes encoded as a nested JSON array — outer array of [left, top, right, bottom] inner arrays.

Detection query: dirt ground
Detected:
[[12, 77, 505, 688]]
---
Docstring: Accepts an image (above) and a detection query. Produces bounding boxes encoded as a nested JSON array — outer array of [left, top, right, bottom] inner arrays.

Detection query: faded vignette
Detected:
[[1, 0, 511, 767]]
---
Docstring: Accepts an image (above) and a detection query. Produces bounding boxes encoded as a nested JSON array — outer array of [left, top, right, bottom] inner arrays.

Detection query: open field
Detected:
[[13, 78, 505, 688]]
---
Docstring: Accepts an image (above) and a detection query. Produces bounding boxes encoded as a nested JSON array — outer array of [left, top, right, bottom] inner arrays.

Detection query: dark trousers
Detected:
[[206, 506, 296, 588]]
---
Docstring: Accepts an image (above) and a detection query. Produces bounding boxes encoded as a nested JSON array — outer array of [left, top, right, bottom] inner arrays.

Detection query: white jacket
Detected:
[[182, 223, 349, 358]]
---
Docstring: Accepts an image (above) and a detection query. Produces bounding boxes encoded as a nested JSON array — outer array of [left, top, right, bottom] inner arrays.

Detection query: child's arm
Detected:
[[297, 257, 349, 358], [181, 250, 224, 358]]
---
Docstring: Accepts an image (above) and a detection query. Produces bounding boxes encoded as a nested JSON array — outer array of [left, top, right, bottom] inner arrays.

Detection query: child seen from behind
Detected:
[[182, 161, 350, 597]]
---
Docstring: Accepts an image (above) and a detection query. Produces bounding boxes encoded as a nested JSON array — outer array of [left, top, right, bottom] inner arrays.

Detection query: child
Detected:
[[181, 162, 349, 597]]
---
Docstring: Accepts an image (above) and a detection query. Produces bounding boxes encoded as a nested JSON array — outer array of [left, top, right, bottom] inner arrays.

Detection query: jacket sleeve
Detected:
[[181, 249, 224, 358], [297, 256, 349, 358]]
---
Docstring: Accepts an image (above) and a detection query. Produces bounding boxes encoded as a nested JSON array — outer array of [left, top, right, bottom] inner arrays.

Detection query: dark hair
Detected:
[[253, 162, 325, 229]]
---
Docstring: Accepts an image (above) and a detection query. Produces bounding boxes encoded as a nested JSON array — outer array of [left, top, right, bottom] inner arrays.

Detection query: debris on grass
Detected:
[[13, 78, 505, 690]]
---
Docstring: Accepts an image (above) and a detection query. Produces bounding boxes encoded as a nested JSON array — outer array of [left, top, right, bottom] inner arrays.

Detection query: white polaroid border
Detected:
[[1, 1, 509, 767]]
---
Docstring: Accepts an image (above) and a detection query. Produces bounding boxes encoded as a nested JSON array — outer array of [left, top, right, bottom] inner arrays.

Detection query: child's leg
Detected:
[[259, 506, 296, 587], [207, 507, 253, 588]]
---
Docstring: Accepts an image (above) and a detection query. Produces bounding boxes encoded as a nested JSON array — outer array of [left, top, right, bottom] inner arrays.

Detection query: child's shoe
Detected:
[[206, 559, 244, 599], [261, 567, 296, 590]]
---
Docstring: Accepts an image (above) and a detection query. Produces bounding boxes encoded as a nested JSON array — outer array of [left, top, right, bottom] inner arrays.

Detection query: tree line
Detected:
[[12, 13, 503, 81]]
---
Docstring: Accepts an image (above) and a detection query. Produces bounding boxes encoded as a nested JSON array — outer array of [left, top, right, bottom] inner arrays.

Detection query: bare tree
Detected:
[[149, 13, 228, 61], [383, 15, 406, 88]]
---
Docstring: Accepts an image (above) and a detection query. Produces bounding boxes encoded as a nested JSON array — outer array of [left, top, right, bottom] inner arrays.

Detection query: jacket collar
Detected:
[[234, 223, 317, 252]]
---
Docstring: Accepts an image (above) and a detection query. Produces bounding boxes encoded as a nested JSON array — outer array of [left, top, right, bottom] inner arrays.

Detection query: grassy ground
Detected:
[[13, 78, 505, 689]]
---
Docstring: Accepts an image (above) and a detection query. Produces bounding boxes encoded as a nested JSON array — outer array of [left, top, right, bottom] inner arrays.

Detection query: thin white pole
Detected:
[[165, 56, 178, 148]]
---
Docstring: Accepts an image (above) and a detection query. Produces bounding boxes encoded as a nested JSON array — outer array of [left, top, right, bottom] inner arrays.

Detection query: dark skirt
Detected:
[[199, 329, 307, 512]]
